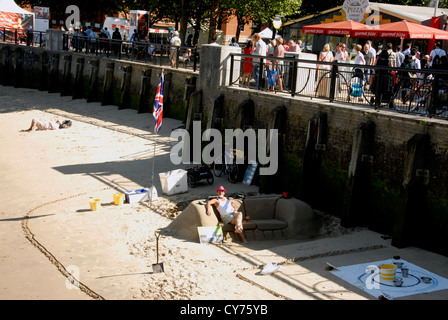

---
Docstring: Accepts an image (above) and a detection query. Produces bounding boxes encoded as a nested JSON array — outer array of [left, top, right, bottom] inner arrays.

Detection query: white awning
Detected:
[[0, 0, 32, 15]]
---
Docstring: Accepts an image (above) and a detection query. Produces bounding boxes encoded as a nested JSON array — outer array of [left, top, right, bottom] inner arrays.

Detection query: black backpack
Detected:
[[433, 49, 442, 65]]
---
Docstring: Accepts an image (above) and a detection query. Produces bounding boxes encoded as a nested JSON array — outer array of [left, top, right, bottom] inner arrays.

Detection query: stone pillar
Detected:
[[46, 29, 65, 52], [198, 44, 241, 90]]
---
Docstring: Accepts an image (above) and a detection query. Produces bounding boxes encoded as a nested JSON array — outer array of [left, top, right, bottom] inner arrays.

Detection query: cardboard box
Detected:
[[159, 169, 188, 195], [197, 226, 223, 244], [124, 188, 149, 204]]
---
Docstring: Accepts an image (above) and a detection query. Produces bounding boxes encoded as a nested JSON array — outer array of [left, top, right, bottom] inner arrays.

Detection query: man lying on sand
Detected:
[[25, 119, 72, 131]]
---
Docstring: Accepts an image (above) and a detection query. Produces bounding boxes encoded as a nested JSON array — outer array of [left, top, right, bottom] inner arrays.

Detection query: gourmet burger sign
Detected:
[[341, 0, 370, 23]]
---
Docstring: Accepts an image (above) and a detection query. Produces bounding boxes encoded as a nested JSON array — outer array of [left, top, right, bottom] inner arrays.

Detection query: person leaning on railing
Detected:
[[316, 43, 334, 97], [269, 37, 285, 92], [370, 50, 394, 103], [242, 39, 255, 87], [334, 42, 349, 93], [252, 33, 267, 90], [111, 28, 122, 55]]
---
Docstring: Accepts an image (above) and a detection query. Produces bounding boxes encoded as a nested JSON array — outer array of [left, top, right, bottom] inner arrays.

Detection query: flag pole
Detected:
[[149, 69, 164, 201], [151, 133, 156, 189]]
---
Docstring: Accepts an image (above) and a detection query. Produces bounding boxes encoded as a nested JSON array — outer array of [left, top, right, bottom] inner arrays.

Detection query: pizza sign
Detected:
[[342, 0, 370, 23]]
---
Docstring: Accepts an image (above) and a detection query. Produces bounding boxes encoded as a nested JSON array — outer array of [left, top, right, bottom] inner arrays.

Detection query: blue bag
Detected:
[[268, 70, 278, 87], [350, 83, 362, 97]]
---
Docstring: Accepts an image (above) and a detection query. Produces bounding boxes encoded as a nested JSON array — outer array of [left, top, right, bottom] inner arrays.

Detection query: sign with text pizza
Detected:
[[342, 0, 370, 23]]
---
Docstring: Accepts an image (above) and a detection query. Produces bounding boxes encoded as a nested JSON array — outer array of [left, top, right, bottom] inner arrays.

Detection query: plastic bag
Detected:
[[259, 262, 284, 275]]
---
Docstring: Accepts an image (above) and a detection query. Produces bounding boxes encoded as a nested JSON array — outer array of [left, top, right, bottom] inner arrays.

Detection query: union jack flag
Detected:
[[153, 71, 164, 133]]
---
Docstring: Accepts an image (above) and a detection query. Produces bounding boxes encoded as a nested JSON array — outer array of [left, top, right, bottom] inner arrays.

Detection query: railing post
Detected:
[[229, 54, 234, 86], [161, 45, 165, 65], [193, 48, 198, 72], [291, 60, 298, 97], [374, 70, 382, 109], [257, 58, 263, 90], [430, 73, 440, 116], [329, 64, 337, 102]]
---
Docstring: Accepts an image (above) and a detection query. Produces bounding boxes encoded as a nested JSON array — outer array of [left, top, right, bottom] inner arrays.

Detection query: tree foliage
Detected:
[[296, 0, 447, 19], [14, 0, 446, 43]]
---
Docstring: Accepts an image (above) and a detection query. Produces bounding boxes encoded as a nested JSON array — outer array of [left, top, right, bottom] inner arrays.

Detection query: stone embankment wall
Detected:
[[0, 42, 194, 120], [1, 40, 447, 256]]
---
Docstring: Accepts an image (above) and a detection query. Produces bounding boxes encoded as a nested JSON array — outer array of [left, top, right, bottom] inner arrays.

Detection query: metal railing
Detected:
[[230, 52, 448, 119], [62, 33, 200, 72], [0, 27, 46, 47]]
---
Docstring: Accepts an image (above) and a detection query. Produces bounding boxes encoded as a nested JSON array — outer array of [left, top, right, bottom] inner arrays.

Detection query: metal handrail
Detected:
[[0, 26, 46, 47], [230, 52, 448, 119], [62, 33, 200, 72]]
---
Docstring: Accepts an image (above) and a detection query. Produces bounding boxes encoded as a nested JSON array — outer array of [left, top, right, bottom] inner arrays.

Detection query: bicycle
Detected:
[[393, 76, 432, 113], [213, 143, 239, 183], [367, 71, 431, 113]]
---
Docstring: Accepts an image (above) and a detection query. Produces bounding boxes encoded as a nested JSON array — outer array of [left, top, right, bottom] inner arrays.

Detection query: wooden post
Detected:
[[341, 121, 375, 227], [392, 133, 430, 248]]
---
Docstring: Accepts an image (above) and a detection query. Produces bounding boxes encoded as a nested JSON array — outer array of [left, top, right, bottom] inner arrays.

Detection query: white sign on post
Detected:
[[33, 7, 49, 32], [341, 0, 370, 23]]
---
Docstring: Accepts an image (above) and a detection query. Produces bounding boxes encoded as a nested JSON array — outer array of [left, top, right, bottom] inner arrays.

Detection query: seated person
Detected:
[[25, 119, 72, 132], [206, 186, 248, 243], [178, 48, 192, 64]]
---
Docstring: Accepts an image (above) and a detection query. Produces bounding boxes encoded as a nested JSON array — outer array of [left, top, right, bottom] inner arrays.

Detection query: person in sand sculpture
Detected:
[[25, 119, 72, 132], [206, 186, 248, 244]]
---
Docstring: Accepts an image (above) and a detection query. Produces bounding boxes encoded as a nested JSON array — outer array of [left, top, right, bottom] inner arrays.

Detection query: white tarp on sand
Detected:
[[331, 259, 448, 299]]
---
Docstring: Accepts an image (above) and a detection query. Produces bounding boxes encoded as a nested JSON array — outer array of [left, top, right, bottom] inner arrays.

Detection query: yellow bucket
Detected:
[[113, 193, 125, 206], [90, 199, 101, 211], [379, 264, 397, 281]]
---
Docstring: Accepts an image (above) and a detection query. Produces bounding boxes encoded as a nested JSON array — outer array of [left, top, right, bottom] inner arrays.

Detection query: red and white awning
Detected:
[[148, 28, 168, 34]]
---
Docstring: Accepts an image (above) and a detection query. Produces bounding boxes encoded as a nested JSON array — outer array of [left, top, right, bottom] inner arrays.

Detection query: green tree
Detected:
[[296, 0, 447, 19], [222, 0, 302, 42]]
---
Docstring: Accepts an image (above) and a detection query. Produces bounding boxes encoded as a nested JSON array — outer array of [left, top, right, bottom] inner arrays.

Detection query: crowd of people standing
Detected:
[[241, 33, 302, 90], [314, 40, 448, 102]]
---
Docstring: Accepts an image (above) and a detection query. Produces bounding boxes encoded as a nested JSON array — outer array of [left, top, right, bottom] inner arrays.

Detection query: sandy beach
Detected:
[[1, 85, 448, 302]]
